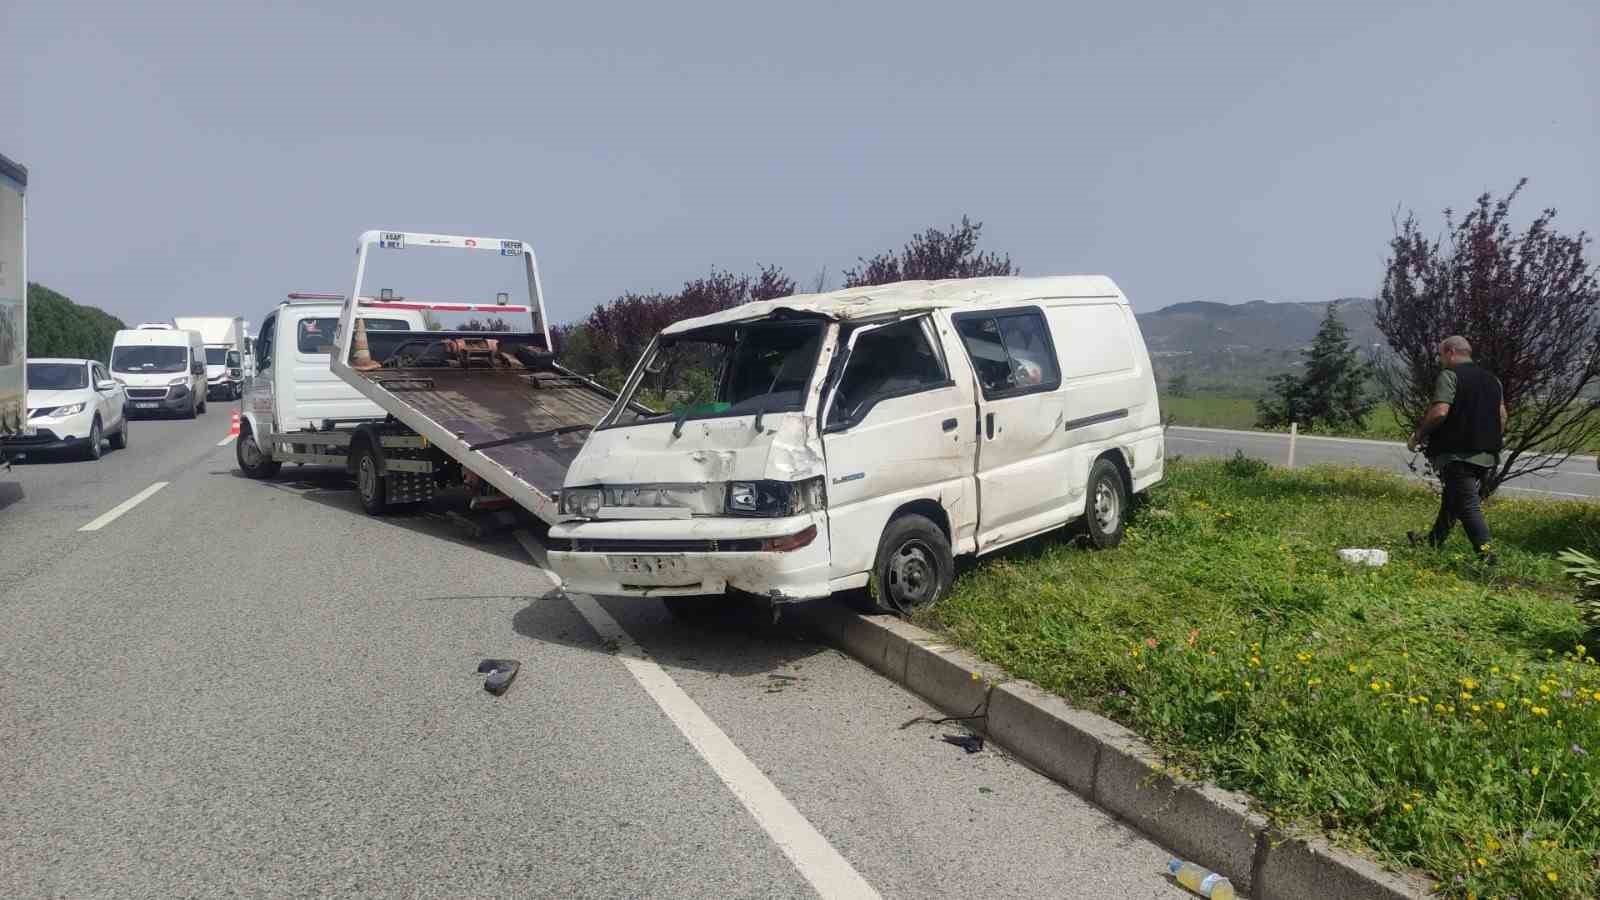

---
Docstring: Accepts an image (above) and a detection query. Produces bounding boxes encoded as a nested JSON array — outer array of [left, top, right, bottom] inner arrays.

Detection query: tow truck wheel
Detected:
[[869, 513, 953, 616], [236, 422, 281, 479], [354, 444, 389, 516]]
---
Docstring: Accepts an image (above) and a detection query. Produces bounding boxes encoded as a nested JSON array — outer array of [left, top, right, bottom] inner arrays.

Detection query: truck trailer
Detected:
[[0, 152, 28, 465]]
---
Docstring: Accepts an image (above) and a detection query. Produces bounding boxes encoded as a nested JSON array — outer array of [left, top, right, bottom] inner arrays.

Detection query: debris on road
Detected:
[[476, 658, 521, 696], [764, 672, 803, 694], [1337, 548, 1389, 567], [941, 733, 984, 754]]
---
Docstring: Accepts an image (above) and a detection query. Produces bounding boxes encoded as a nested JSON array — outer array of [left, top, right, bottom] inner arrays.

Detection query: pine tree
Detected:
[[1257, 304, 1375, 431]]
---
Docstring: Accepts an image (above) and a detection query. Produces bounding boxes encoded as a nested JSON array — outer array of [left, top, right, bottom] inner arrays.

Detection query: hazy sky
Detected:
[[4, 0, 1595, 332]]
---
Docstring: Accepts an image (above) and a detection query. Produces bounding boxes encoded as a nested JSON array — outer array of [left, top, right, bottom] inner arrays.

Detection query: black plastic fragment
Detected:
[[940, 733, 979, 752], [476, 658, 521, 695]]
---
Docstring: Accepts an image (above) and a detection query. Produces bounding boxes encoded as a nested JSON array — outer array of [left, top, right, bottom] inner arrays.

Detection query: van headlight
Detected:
[[169, 376, 190, 387], [726, 477, 826, 517], [560, 488, 603, 518]]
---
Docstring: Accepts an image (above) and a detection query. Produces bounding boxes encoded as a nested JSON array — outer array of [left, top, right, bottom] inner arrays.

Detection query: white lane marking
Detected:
[[217, 434, 237, 447], [1166, 436, 1216, 444], [79, 482, 169, 532], [513, 526, 876, 899]]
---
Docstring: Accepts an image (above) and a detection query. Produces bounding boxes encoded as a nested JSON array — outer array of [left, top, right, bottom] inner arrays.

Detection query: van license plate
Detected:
[[607, 555, 686, 577], [134, 402, 158, 409]]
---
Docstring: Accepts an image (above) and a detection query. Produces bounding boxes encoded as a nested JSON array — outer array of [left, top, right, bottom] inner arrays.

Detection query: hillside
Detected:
[[1136, 297, 1380, 392]]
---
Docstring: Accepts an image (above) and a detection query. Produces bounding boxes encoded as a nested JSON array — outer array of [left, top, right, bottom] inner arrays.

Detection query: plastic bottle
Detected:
[[1167, 858, 1235, 900]]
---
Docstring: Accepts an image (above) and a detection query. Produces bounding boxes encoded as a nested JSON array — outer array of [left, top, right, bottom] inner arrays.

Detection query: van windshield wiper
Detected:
[[752, 397, 768, 432], [672, 406, 691, 438]]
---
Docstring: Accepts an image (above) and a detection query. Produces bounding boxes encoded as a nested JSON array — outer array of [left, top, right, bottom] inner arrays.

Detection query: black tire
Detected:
[[80, 417, 103, 461], [182, 392, 198, 419], [353, 443, 389, 516], [236, 422, 281, 479], [869, 513, 954, 616], [1084, 457, 1128, 549], [109, 418, 128, 451]]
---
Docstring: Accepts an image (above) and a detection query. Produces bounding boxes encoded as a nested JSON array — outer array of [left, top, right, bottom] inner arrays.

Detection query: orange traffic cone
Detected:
[[351, 317, 381, 371], [229, 411, 240, 436]]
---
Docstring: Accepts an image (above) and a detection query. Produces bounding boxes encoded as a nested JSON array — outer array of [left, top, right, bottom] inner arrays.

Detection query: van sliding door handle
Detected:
[[942, 418, 959, 432], [984, 412, 995, 440]]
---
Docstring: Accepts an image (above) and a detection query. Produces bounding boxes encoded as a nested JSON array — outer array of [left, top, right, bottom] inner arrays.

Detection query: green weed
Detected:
[[924, 460, 1600, 898]]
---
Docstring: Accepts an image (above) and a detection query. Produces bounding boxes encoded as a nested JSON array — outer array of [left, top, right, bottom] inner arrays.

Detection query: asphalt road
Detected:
[[1166, 425, 1600, 500], [1, 406, 1195, 899]]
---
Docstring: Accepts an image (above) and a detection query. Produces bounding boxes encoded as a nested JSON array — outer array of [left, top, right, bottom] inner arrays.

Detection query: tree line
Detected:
[[26, 283, 127, 363]]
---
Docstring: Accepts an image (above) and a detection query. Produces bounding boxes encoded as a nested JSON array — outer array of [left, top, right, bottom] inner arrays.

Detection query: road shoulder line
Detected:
[[808, 607, 1433, 900], [79, 481, 169, 532]]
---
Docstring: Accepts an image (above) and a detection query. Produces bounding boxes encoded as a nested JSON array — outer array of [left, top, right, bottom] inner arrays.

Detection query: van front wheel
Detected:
[[870, 514, 953, 616], [236, 423, 281, 479], [1085, 458, 1128, 549]]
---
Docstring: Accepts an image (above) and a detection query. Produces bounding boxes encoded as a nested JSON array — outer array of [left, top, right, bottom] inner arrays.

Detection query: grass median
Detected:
[[922, 459, 1600, 899]]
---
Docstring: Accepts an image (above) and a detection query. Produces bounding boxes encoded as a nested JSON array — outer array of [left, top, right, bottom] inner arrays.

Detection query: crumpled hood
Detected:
[[565, 411, 826, 487], [206, 364, 230, 380]]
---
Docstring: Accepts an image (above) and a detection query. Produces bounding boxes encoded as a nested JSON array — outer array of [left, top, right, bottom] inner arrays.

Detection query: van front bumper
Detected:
[[547, 513, 832, 600]]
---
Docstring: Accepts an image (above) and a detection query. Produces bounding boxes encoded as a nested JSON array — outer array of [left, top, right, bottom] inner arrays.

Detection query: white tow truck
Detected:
[[312, 231, 626, 521], [0, 152, 27, 466]]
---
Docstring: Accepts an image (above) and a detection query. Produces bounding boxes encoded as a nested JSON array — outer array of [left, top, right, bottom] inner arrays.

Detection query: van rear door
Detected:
[[952, 307, 1071, 551]]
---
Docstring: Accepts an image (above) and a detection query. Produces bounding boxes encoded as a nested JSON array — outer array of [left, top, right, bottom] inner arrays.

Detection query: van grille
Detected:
[[127, 388, 170, 400]]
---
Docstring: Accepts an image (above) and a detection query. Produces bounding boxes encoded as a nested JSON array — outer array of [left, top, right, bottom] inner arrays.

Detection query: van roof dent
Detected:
[[661, 275, 1124, 335]]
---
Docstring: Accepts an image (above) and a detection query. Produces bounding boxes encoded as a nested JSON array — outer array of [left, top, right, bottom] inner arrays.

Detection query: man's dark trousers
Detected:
[[1428, 460, 1492, 551]]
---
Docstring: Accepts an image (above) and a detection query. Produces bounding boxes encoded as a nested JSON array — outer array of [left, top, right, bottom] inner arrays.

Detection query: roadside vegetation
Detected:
[[923, 458, 1600, 898], [26, 282, 127, 363]]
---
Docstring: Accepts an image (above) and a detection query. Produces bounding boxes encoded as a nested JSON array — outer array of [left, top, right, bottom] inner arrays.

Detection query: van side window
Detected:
[[255, 316, 276, 371], [954, 309, 1060, 398], [827, 317, 950, 428]]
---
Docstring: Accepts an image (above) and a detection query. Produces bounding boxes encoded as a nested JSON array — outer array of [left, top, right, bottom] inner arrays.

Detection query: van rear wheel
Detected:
[[1084, 457, 1128, 549], [354, 444, 389, 516], [869, 514, 953, 616]]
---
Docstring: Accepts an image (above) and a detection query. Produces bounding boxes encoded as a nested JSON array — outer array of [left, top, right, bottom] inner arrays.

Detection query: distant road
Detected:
[[1165, 425, 1600, 501]]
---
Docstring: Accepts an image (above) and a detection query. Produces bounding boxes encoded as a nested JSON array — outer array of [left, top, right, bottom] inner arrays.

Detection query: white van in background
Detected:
[[547, 275, 1164, 616], [175, 316, 247, 400], [110, 327, 208, 418]]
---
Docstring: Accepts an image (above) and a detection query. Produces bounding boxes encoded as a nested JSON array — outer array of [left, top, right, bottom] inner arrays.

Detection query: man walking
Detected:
[[1406, 336, 1507, 561]]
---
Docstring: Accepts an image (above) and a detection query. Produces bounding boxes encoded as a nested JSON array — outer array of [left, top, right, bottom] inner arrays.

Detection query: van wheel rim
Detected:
[[1094, 480, 1120, 532], [359, 455, 377, 501], [888, 540, 937, 609], [240, 435, 262, 467]]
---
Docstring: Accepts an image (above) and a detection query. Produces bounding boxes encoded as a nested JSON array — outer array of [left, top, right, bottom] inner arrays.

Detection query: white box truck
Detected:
[[174, 315, 247, 400], [0, 152, 27, 466]]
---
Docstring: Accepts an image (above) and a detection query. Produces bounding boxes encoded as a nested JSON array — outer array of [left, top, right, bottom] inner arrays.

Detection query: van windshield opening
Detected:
[[205, 347, 228, 366], [112, 346, 188, 374], [609, 321, 824, 427]]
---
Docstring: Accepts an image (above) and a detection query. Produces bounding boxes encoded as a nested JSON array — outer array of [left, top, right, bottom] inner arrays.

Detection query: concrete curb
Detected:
[[811, 608, 1434, 900]]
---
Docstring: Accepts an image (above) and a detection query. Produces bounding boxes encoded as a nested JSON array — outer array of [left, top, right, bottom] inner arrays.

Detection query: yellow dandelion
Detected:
[[1547, 871, 1559, 883], [1369, 681, 1383, 692], [1475, 857, 1487, 867], [1494, 701, 1506, 711], [1402, 803, 1414, 812]]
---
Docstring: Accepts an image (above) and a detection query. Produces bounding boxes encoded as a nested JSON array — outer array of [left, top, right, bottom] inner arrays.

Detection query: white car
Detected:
[[0, 358, 129, 460]]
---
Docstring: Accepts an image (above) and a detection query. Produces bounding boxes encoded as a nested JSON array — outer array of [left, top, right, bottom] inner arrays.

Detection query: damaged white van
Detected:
[[546, 276, 1163, 614]]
